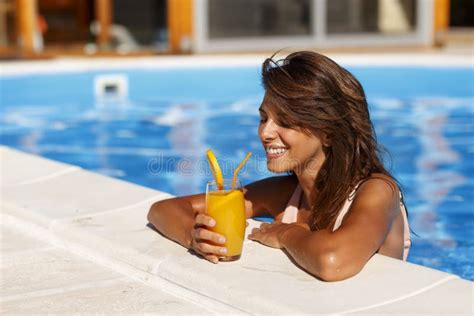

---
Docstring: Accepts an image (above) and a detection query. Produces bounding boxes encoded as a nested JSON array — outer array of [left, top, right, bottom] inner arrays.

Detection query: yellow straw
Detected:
[[232, 152, 252, 190]]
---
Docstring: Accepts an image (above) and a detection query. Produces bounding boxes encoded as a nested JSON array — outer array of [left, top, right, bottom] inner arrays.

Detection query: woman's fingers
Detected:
[[258, 222, 271, 232], [195, 213, 216, 227], [190, 239, 220, 264], [193, 239, 227, 256], [193, 227, 226, 244], [204, 254, 219, 264], [247, 223, 267, 239], [190, 215, 227, 263], [248, 227, 261, 240], [251, 227, 260, 234], [260, 222, 270, 228]]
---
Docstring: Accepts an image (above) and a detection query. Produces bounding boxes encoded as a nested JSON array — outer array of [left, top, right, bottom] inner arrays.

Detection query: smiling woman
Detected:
[[258, 94, 328, 176], [147, 50, 411, 281]]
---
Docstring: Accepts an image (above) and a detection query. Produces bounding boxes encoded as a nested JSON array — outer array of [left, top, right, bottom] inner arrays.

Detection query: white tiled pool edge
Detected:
[[1, 146, 473, 314], [0, 211, 243, 314]]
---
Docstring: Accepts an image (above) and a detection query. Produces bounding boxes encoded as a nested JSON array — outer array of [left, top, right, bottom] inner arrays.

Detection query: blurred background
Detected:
[[0, 0, 473, 57]]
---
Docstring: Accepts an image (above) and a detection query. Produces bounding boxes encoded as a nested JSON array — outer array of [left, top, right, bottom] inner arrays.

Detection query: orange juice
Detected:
[[206, 188, 246, 261]]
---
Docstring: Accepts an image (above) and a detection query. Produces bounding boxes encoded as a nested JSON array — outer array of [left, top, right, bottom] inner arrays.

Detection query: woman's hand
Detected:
[[248, 221, 310, 249], [190, 213, 228, 264]]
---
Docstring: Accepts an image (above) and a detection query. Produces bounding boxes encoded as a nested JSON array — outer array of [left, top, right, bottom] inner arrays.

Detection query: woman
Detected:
[[147, 51, 411, 282]]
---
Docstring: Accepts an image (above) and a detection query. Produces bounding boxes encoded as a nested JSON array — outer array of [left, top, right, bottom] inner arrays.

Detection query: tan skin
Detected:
[[148, 94, 407, 281]]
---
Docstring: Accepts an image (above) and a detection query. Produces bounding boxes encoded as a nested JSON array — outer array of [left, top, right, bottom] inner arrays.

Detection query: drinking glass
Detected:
[[205, 179, 246, 261]]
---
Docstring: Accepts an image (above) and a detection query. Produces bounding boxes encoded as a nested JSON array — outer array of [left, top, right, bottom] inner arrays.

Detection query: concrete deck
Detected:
[[1, 146, 472, 315]]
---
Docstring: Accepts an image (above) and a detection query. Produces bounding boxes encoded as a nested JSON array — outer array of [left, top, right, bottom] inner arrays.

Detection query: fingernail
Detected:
[[219, 236, 226, 244], [209, 219, 216, 226], [219, 248, 227, 254]]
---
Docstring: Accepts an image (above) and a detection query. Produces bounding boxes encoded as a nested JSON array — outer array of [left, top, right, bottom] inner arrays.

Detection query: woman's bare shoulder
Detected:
[[359, 173, 399, 197], [351, 173, 401, 218]]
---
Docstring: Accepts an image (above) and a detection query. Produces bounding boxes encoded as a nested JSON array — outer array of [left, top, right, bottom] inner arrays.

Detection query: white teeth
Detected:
[[266, 147, 287, 155]]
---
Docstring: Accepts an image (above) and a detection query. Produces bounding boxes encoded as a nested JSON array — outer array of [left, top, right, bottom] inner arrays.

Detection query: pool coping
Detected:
[[0, 53, 473, 77], [1, 146, 472, 314]]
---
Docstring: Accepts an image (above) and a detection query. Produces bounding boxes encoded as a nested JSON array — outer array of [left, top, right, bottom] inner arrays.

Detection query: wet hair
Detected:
[[262, 50, 400, 230]]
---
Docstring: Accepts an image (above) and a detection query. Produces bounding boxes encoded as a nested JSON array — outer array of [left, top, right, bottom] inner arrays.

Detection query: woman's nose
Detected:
[[260, 120, 278, 141]]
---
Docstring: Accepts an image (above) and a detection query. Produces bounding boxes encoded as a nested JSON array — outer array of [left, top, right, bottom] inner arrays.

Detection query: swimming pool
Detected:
[[1, 57, 473, 280]]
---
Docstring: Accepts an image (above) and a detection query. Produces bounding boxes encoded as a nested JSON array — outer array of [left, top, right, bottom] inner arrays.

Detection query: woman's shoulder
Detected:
[[358, 173, 399, 195], [354, 173, 401, 210]]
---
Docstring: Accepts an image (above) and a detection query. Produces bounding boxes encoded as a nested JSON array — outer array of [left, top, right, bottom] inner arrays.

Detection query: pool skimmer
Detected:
[[94, 74, 129, 103]]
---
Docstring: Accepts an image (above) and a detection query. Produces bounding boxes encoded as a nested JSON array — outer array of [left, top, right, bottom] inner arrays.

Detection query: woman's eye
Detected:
[[259, 117, 267, 123]]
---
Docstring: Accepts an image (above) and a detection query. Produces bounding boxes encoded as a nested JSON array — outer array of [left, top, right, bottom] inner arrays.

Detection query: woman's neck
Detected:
[[293, 158, 325, 209]]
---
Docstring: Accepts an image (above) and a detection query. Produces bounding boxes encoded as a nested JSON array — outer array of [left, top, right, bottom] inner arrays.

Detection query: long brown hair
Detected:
[[262, 51, 396, 230]]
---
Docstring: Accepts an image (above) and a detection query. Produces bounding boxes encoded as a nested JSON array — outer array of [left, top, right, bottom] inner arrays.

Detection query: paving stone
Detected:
[[52, 201, 187, 274], [0, 227, 209, 315], [1, 249, 121, 297], [2, 167, 168, 227], [0, 223, 50, 254], [350, 278, 473, 315], [0, 146, 75, 187], [1, 278, 209, 315]]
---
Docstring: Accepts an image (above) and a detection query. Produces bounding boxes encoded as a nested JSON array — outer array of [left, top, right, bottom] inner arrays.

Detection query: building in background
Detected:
[[0, 0, 471, 57], [195, 0, 424, 52]]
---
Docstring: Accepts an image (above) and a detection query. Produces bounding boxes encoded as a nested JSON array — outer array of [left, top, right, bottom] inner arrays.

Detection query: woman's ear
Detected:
[[322, 133, 331, 147]]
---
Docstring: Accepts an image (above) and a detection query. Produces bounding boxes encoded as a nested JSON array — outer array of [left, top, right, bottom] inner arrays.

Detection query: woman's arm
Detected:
[[249, 176, 400, 281], [147, 175, 296, 262], [148, 194, 230, 263], [147, 195, 202, 248]]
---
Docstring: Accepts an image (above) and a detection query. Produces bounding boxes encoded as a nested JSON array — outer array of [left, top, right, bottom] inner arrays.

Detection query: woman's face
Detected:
[[258, 93, 327, 174]]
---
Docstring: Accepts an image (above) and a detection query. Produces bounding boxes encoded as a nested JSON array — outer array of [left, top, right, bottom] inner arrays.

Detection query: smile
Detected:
[[265, 146, 288, 159]]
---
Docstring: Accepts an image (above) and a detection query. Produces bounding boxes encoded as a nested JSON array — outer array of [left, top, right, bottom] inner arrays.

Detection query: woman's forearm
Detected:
[[147, 198, 196, 248], [279, 227, 350, 281]]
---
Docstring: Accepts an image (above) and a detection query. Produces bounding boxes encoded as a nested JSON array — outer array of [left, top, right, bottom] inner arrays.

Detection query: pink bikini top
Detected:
[[281, 184, 411, 260]]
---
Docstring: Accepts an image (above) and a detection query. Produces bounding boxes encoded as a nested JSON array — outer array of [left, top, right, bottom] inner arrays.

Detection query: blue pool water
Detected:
[[1, 63, 473, 280]]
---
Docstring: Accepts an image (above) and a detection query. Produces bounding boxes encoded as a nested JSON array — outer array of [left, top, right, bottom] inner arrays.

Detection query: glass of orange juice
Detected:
[[206, 179, 246, 261]]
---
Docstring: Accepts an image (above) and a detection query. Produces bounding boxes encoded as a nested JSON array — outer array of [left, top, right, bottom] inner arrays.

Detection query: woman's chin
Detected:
[[266, 161, 291, 174]]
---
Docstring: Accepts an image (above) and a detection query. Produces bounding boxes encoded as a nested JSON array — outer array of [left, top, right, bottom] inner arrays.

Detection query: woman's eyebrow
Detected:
[[258, 106, 266, 113]]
